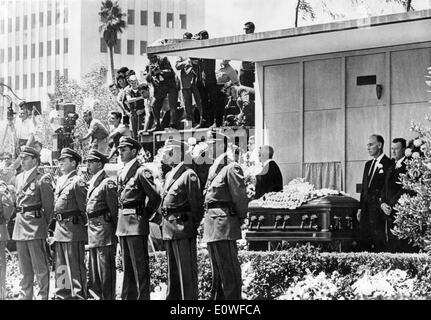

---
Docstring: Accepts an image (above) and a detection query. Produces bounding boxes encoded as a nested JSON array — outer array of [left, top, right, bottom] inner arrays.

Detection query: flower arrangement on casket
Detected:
[[252, 178, 348, 210]]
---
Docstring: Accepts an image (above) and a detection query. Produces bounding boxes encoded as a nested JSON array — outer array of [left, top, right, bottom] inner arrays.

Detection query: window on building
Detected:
[[100, 38, 108, 53], [24, 15, 28, 30], [15, 17, 19, 31], [47, 71, 52, 86], [64, 38, 68, 53], [0, 49, 4, 63], [127, 10, 134, 25], [127, 40, 134, 55], [0, 78, 4, 87], [47, 41, 51, 56], [31, 73, 35, 88], [39, 72, 43, 87], [167, 13, 174, 28], [15, 46, 19, 61], [64, 8, 68, 23], [23, 45, 27, 59], [154, 12, 161, 27], [55, 70, 60, 81], [39, 12, 44, 27], [0, 20, 4, 34], [140, 41, 147, 55], [47, 11, 52, 25], [8, 47, 12, 62], [55, 39, 60, 55], [64, 69, 68, 81], [56, 9, 60, 24], [7, 76, 12, 87], [31, 13, 36, 29], [180, 14, 187, 29], [114, 40, 121, 54], [8, 18, 12, 32], [39, 42, 43, 57], [141, 10, 147, 25], [15, 76, 20, 90], [31, 43, 35, 58], [23, 75, 27, 89]]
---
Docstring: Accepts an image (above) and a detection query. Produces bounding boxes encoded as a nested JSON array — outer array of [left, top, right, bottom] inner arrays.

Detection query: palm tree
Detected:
[[295, 0, 316, 28], [99, 0, 126, 83]]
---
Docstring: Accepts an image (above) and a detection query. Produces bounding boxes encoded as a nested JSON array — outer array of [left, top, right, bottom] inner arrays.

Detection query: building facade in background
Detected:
[[0, 0, 205, 112]]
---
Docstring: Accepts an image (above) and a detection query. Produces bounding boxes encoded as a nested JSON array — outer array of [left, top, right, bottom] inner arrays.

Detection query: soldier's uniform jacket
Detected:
[[12, 168, 54, 241], [53, 170, 88, 242], [203, 153, 248, 243], [0, 186, 15, 242], [161, 162, 203, 240], [116, 159, 161, 237], [86, 170, 118, 248]]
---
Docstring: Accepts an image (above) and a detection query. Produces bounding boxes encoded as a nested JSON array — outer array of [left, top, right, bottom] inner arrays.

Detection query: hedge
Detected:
[[148, 245, 431, 300]]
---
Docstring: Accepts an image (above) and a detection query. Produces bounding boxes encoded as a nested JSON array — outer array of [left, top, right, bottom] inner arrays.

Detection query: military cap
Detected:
[[164, 138, 189, 149], [20, 146, 40, 158], [85, 149, 108, 164], [183, 32, 193, 39], [206, 130, 230, 144], [58, 147, 82, 163], [117, 67, 129, 75], [244, 21, 255, 30], [118, 136, 141, 150]]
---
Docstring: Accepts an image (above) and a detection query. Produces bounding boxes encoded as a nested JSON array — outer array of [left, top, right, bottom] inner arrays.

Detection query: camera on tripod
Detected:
[[53, 103, 79, 159], [7, 103, 16, 121]]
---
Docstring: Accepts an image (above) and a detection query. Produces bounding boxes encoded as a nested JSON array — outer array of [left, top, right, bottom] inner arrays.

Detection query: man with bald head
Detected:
[[80, 110, 110, 153], [358, 134, 393, 252], [255, 145, 283, 199]]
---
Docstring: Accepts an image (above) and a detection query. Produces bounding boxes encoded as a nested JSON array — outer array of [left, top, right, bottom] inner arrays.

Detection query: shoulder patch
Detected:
[[107, 180, 116, 189], [43, 177, 51, 184], [77, 180, 87, 187]]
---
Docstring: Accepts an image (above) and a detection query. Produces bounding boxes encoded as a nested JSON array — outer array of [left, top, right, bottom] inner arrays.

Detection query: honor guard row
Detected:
[[6, 132, 248, 300]]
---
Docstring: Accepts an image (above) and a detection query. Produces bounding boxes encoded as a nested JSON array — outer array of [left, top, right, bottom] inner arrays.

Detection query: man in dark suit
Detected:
[[358, 134, 393, 252], [255, 145, 283, 199], [380, 138, 414, 252]]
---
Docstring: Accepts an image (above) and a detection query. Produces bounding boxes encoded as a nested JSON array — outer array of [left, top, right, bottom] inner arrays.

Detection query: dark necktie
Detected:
[[368, 159, 376, 178]]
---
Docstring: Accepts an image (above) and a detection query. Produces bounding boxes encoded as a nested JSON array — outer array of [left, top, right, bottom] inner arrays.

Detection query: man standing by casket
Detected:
[[380, 138, 414, 252], [358, 134, 393, 252], [255, 145, 283, 199], [203, 131, 248, 300]]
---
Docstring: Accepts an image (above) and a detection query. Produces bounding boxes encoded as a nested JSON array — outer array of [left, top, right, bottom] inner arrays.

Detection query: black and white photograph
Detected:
[[1, 0, 431, 312]]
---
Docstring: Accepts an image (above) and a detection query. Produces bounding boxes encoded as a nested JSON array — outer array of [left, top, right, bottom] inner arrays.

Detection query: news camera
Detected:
[[7, 102, 16, 121], [52, 103, 79, 159]]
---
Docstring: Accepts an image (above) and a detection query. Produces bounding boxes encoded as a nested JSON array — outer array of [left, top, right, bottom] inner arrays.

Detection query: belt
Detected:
[[16, 204, 42, 213], [118, 201, 144, 209], [161, 205, 191, 218], [204, 201, 232, 210], [55, 210, 81, 222], [87, 208, 110, 219]]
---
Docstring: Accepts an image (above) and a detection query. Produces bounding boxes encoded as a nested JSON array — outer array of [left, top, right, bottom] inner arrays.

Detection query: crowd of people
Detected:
[[0, 123, 284, 300], [109, 22, 257, 139]]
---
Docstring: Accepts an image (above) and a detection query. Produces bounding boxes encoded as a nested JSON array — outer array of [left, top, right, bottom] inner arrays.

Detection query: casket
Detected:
[[246, 195, 360, 251]]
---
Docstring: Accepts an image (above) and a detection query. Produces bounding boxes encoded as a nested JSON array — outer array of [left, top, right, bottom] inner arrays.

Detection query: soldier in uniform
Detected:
[[0, 181, 15, 300], [116, 136, 161, 300], [160, 139, 204, 300], [85, 149, 118, 300], [203, 131, 248, 300], [52, 148, 88, 300], [12, 146, 54, 300]]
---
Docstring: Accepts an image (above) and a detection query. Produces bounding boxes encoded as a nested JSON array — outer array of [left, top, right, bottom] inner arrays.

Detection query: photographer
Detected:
[[145, 53, 179, 131], [80, 110, 110, 154], [15, 107, 37, 147], [125, 75, 150, 138]]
